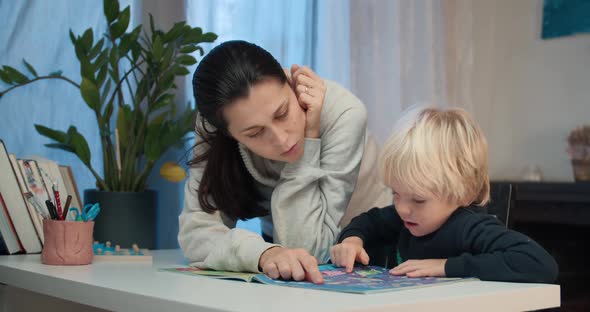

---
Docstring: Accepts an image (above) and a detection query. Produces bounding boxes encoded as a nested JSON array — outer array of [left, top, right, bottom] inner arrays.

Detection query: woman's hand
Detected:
[[329, 236, 370, 272], [290, 64, 326, 139], [259, 246, 324, 284], [390, 259, 447, 277]]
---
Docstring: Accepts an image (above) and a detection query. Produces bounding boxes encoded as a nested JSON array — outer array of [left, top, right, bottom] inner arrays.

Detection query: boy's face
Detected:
[[390, 181, 460, 237]]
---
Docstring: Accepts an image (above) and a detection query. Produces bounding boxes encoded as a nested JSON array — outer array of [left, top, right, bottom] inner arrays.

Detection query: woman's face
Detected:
[[224, 79, 306, 163]]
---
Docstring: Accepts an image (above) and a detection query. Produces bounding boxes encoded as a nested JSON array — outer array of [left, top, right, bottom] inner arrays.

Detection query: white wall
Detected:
[[469, 0, 590, 181]]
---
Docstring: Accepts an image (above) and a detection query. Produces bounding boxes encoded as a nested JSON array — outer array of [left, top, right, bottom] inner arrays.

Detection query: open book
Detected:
[[161, 264, 476, 294]]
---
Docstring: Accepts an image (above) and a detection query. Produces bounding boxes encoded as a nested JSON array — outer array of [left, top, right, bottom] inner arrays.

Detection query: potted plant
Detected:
[[0, 0, 217, 248], [567, 125, 590, 181]]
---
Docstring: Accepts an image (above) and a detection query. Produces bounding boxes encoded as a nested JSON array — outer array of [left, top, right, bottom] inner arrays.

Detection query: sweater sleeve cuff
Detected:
[[282, 138, 321, 175], [445, 256, 466, 277], [337, 229, 366, 244], [247, 241, 281, 273]]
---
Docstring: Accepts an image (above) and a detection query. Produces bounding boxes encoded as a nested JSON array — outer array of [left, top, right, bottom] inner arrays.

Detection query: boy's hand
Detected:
[[259, 247, 324, 284], [390, 259, 447, 277], [330, 237, 370, 272]]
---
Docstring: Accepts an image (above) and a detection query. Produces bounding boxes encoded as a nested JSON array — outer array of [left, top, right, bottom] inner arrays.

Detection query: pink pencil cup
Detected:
[[41, 219, 94, 265]]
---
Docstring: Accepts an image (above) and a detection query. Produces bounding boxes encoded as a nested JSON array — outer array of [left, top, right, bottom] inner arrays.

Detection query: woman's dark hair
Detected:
[[190, 40, 287, 220]]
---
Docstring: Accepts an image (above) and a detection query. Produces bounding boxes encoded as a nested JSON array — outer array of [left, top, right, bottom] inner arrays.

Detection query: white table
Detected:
[[0, 249, 560, 312]]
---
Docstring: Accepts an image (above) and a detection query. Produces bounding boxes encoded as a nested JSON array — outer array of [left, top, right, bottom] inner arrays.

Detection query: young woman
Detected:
[[179, 40, 391, 283]]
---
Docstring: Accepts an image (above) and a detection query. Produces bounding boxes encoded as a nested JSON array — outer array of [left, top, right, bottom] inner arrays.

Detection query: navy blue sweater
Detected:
[[338, 205, 558, 283]]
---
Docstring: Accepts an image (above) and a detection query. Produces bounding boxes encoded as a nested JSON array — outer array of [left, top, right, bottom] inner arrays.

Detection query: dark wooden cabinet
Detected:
[[499, 182, 590, 311]]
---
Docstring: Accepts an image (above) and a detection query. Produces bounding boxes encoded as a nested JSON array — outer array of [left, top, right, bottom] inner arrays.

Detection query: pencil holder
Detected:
[[41, 219, 94, 265]]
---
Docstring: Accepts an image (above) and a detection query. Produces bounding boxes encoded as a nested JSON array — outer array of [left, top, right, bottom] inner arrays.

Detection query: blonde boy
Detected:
[[330, 106, 558, 283]]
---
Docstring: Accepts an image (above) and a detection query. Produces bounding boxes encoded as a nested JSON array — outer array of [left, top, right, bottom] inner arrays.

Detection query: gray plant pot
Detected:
[[83, 189, 157, 249]]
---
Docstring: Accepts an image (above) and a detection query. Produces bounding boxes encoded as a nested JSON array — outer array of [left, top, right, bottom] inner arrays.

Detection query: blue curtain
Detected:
[[0, 0, 323, 243], [0, 0, 189, 249], [0, 0, 114, 194]]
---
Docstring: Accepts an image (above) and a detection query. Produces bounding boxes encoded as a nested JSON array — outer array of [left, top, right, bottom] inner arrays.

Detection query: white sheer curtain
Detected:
[[314, 0, 453, 144]]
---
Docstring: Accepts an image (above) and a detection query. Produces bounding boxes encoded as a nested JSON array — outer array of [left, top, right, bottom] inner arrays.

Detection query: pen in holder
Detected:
[[41, 219, 94, 265]]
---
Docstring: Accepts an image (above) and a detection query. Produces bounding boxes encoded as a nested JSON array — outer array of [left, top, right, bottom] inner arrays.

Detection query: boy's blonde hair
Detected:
[[379, 106, 490, 206]]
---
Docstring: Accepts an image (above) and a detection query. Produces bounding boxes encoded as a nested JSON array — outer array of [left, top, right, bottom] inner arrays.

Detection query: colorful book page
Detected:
[[161, 265, 477, 294], [254, 265, 476, 294]]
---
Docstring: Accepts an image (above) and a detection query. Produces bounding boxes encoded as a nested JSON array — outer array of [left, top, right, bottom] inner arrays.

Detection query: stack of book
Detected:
[[0, 139, 82, 255]]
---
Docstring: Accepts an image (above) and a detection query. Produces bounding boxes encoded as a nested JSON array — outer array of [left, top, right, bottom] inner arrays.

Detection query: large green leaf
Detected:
[[67, 127, 92, 166], [81, 28, 94, 53], [96, 64, 108, 88], [100, 79, 112, 104], [80, 78, 100, 111], [176, 55, 196, 66], [201, 32, 218, 42], [181, 27, 203, 45], [110, 6, 130, 39], [179, 45, 198, 53], [144, 123, 162, 161], [93, 50, 109, 70], [69, 29, 77, 45], [175, 66, 190, 76], [152, 35, 163, 61], [0, 69, 13, 85], [109, 48, 119, 70], [44, 143, 75, 153], [116, 105, 132, 147], [102, 97, 115, 125], [162, 21, 186, 43], [2, 66, 29, 84], [149, 14, 156, 39], [88, 38, 105, 60], [129, 25, 142, 41], [103, 0, 119, 24], [119, 34, 131, 55], [34, 124, 67, 143], [22, 59, 38, 77], [80, 58, 95, 82], [161, 44, 174, 67]]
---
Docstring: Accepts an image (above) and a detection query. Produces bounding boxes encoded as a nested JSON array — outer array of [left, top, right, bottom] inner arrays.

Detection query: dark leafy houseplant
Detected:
[[0, 0, 216, 192]]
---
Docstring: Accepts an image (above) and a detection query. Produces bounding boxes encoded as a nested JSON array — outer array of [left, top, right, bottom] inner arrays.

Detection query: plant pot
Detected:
[[571, 159, 590, 182], [84, 189, 157, 249]]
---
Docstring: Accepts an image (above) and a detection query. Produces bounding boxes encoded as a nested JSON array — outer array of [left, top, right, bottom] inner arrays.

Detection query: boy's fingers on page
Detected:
[[329, 246, 336, 264], [390, 261, 417, 275], [357, 248, 370, 265], [406, 269, 428, 278], [345, 248, 356, 272], [263, 262, 280, 279], [333, 247, 344, 267]]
